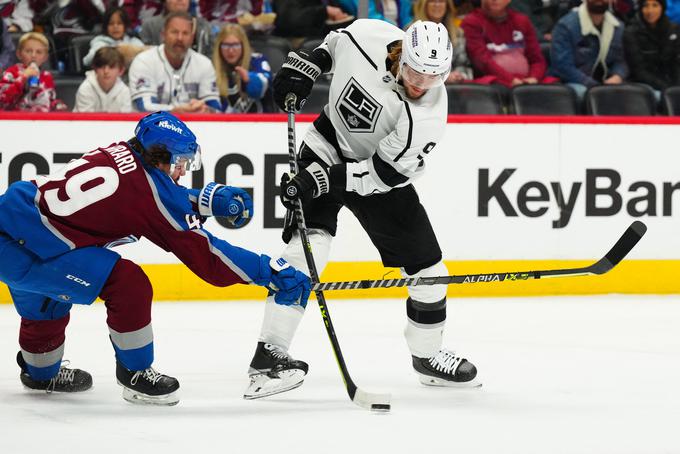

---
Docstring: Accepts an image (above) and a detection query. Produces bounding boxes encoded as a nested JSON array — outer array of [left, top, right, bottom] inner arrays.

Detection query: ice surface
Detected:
[[1, 295, 679, 454]]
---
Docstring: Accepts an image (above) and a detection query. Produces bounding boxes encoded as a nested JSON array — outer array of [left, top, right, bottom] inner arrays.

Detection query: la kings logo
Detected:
[[335, 78, 382, 133]]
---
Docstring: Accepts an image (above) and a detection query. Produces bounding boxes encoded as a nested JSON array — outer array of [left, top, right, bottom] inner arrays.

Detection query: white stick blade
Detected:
[[353, 388, 391, 412]]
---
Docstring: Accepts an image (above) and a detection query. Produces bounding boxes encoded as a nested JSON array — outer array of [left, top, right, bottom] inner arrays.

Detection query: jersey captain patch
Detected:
[[335, 78, 383, 133]]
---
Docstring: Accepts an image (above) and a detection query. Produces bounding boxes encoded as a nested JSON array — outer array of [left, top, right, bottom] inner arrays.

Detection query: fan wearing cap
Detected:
[[0, 111, 311, 406], [243, 19, 480, 401]]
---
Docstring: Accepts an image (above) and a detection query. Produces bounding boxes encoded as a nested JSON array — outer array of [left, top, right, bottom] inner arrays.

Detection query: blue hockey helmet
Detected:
[[134, 111, 202, 171]]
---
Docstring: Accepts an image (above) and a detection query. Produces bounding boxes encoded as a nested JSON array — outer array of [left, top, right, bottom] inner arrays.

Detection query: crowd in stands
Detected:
[[1, 0, 680, 114]]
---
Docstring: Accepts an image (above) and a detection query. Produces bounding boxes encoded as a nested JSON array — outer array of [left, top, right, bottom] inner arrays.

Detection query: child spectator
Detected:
[[83, 7, 146, 68], [549, 0, 627, 100], [412, 0, 473, 83], [212, 23, 273, 113], [624, 0, 680, 92], [0, 31, 65, 111], [74, 47, 132, 112], [462, 0, 555, 87]]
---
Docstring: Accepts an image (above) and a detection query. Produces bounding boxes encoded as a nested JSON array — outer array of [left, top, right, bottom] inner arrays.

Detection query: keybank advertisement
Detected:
[[0, 120, 677, 263]]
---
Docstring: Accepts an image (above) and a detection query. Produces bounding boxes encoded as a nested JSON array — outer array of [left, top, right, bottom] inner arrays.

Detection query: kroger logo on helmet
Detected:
[[158, 120, 183, 134]]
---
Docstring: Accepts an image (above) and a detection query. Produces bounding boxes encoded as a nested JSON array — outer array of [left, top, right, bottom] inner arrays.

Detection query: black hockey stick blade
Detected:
[[584, 220, 647, 275]]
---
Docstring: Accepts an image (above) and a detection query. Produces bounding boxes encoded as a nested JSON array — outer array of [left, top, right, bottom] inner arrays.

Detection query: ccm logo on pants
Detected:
[[66, 275, 91, 287]]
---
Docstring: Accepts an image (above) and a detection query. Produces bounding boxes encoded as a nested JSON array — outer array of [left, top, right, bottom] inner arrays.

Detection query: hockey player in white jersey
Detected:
[[244, 19, 479, 400]]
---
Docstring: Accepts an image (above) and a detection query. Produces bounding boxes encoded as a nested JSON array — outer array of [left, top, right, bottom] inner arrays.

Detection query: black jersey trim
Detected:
[[392, 90, 413, 162], [313, 111, 357, 163], [341, 30, 378, 70], [353, 171, 370, 178], [372, 152, 409, 187]]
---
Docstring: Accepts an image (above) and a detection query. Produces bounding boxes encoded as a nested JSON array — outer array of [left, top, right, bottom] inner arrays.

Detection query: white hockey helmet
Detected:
[[400, 20, 453, 90]]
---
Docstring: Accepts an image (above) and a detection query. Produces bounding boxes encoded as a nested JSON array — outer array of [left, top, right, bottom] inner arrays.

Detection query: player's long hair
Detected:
[[411, 0, 460, 46], [212, 24, 252, 100], [388, 42, 403, 78], [129, 137, 170, 168]]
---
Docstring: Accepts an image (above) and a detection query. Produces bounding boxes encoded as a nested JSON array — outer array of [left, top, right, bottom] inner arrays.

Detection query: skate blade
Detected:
[[21, 383, 94, 394], [243, 370, 305, 400], [118, 381, 180, 406], [418, 374, 483, 388]]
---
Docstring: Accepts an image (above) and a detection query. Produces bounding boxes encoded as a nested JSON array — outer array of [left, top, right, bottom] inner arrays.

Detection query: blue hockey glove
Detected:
[[258, 256, 311, 307], [196, 182, 253, 227]]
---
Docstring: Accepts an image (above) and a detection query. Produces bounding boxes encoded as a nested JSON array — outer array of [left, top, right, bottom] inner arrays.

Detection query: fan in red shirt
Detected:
[[461, 0, 558, 87], [0, 32, 66, 111]]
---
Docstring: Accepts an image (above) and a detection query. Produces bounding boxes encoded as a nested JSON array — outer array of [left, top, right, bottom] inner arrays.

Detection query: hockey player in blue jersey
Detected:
[[0, 111, 311, 405]]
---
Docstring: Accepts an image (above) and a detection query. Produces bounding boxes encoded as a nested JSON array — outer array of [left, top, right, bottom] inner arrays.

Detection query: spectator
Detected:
[[74, 47, 132, 112], [0, 31, 65, 111], [510, 0, 553, 41], [341, 0, 413, 28], [83, 7, 146, 68], [198, 0, 263, 24], [4, 0, 52, 33], [549, 0, 627, 100], [122, 0, 163, 29], [129, 11, 220, 113], [272, 0, 354, 40], [139, 0, 212, 56], [461, 0, 554, 87], [1, 16, 16, 70], [212, 23, 272, 112], [412, 0, 473, 83], [624, 0, 680, 93]]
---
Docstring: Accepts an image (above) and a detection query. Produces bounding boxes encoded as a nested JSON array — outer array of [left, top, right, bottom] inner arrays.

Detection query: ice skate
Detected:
[[244, 342, 308, 400], [116, 361, 180, 406], [413, 349, 481, 388], [17, 351, 93, 393]]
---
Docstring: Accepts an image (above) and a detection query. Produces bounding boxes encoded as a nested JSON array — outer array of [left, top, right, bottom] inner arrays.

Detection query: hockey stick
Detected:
[[312, 220, 647, 292], [284, 94, 391, 412]]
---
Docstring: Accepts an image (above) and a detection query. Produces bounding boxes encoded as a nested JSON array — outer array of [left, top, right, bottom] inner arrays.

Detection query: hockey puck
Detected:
[[371, 403, 391, 412]]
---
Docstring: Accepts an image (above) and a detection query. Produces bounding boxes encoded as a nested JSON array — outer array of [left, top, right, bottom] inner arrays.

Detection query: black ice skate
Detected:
[[243, 342, 308, 400], [17, 351, 92, 393], [116, 361, 180, 406], [412, 349, 481, 388]]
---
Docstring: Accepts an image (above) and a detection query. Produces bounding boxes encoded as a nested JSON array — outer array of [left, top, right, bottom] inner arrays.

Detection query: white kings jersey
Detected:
[[128, 45, 220, 111], [305, 19, 448, 196]]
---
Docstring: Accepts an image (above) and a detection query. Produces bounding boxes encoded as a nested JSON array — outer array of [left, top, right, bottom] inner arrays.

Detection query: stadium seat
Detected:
[[511, 84, 578, 115], [662, 86, 680, 115], [69, 35, 96, 75], [296, 82, 329, 114], [250, 35, 291, 73], [540, 42, 551, 68], [586, 84, 656, 116], [446, 84, 505, 114], [54, 76, 84, 111]]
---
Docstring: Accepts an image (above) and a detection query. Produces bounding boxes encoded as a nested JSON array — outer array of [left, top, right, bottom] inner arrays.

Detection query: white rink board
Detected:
[[1, 119, 678, 263]]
